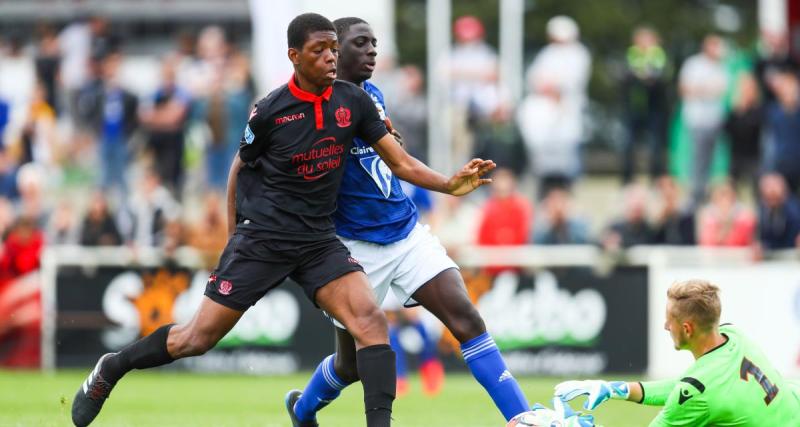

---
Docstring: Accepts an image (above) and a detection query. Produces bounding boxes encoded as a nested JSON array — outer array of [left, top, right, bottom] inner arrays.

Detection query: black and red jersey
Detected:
[[235, 76, 388, 241]]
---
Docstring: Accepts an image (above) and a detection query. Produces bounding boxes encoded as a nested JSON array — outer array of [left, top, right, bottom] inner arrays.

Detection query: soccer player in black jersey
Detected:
[[285, 18, 531, 427], [71, 13, 494, 427]]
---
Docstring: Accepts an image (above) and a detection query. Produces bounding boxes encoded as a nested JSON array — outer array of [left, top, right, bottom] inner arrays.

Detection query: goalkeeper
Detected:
[[555, 279, 800, 426]]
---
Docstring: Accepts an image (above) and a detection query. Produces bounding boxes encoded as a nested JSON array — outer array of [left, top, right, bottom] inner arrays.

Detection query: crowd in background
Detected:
[[0, 13, 799, 290]]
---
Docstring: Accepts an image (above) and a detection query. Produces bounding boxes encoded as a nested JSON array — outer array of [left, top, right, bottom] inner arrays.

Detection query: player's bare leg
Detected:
[[411, 268, 529, 421], [71, 297, 243, 426], [314, 271, 395, 427]]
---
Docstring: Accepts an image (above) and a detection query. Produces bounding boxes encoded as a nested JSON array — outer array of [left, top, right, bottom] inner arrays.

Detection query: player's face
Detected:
[[338, 23, 377, 83], [292, 30, 339, 88], [664, 302, 690, 350]]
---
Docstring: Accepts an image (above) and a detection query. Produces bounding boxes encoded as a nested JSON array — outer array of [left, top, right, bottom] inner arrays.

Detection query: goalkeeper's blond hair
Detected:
[[667, 280, 721, 331]]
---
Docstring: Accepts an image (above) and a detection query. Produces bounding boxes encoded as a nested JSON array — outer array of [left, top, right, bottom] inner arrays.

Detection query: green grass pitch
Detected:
[[0, 370, 660, 426]]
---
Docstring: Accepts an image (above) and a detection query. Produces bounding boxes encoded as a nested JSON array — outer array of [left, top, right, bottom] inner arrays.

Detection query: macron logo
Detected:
[[275, 112, 306, 125], [498, 370, 513, 383]]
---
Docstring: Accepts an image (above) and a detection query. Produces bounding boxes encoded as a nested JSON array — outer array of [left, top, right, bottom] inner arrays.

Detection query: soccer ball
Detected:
[[506, 410, 562, 427], [506, 399, 597, 427]]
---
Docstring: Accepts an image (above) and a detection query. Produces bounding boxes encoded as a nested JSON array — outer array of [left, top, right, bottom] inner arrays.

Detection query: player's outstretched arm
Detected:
[[371, 133, 495, 196], [555, 378, 679, 410], [226, 153, 244, 237]]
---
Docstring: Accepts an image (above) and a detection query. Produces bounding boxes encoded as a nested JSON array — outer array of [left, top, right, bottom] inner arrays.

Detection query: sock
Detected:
[[357, 344, 396, 427], [410, 320, 437, 363], [461, 332, 528, 421], [388, 326, 407, 379], [102, 324, 175, 384], [294, 354, 352, 422]]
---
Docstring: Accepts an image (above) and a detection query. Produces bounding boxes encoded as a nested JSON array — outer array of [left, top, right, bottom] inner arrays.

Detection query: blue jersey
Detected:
[[333, 81, 418, 244]]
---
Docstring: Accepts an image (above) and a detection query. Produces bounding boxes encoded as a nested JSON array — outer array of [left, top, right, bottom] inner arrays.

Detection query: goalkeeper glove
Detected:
[[554, 380, 630, 411]]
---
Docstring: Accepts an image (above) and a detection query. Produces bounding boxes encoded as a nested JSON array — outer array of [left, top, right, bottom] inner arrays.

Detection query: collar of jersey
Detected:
[[288, 75, 332, 103], [289, 75, 332, 129]]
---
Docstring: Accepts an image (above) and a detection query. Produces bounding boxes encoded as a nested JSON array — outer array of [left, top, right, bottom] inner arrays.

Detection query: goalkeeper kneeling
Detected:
[[554, 280, 800, 427]]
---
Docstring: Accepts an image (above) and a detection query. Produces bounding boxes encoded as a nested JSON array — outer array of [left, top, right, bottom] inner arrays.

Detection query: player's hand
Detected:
[[445, 158, 495, 196], [554, 380, 630, 411]]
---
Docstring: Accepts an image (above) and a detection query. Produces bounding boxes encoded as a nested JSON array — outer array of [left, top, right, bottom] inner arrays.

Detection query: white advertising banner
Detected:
[[648, 262, 800, 380]]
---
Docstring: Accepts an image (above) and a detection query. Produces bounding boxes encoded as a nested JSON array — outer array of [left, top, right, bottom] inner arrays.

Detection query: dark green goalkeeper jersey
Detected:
[[640, 324, 800, 426]]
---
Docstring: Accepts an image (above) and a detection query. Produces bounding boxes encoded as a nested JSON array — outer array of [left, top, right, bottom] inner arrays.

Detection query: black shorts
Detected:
[[204, 233, 364, 311]]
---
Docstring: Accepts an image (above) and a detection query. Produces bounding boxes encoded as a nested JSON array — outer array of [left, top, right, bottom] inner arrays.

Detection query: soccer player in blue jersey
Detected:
[[285, 17, 531, 426]]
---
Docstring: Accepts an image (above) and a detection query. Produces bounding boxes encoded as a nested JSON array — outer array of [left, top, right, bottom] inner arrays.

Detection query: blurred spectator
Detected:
[[75, 51, 139, 196], [0, 32, 35, 136], [187, 191, 228, 268], [679, 34, 728, 207], [0, 96, 8, 146], [724, 74, 762, 193], [525, 16, 590, 113], [80, 191, 122, 246], [757, 173, 800, 250], [517, 81, 582, 198], [520, 15, 589, 197], [201, 37, 253, 191], [448, 16, 501, 166], [449, 15, 500, 121], [429, 194, 482, 252], [46, 200, 78, 245], [652, 175, 695, 245], [0, 197, 14, 238], [755, 31, 799, 103], [59, 16, 93, 118], [764, 69, 800, 194], [18, 82, 58, 167], [0, 148, 18, 200], [387, 65, 428, 162], [477, 169, 532, 274], [15, 163, 47, 226], [621, 26, 670, 184], [34, 24, 61, 113], [531, 187, 590, 245], [140, 56, 191, 197], [0, 216, 44, 281], [119, 169, 181, 247], [602, 184, 653, 250], [473, 103, 527, 177], [698, 180, 756, 247]]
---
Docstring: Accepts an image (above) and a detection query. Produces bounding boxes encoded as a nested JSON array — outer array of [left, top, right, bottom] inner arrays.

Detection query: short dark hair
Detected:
[[333, 17, 368, 40], [287, 13, 336, 49]]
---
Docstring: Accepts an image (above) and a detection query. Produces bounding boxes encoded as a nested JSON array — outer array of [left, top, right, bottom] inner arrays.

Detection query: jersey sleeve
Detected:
[[641, 379, 678, 406], [354, 88, 388, 145], [238, 99, 271, 163], [648, 380, 709, 426]]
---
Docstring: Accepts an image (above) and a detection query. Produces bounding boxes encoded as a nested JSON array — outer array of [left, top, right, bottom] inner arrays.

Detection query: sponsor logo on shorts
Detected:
[[218, 280, 233, 296], [348, 257, 360, 265]]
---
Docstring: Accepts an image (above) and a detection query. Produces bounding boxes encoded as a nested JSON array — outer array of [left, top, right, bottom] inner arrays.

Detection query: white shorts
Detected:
[[330, 223, 458, 328]]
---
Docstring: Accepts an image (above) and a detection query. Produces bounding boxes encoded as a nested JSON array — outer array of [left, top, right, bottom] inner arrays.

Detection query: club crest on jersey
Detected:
[[335, 106, 351, 128], [243, 125, 255, 144], [359, 155, 392, 198]]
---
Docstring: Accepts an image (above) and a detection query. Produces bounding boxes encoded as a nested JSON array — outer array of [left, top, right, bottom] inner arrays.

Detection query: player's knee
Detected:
[[334, 353, 359, 383], [349, 305, 388, 343]]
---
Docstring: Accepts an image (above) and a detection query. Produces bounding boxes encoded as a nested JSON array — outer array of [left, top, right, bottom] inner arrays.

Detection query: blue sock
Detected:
[[461, 333, 529, 421], [389, 325, 408, 379], [410, 320, 437, 363], [294, 354, 351, 422]]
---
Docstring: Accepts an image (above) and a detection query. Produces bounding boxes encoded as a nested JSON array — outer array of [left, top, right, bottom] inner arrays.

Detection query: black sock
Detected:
[[102, 324, 175, 384], [356, 344, 396, 427]]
